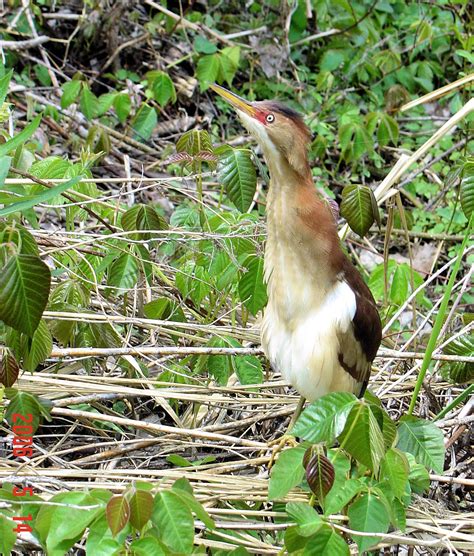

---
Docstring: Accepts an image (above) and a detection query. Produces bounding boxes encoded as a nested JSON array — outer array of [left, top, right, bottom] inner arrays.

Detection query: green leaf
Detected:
[[269, 445, 306, 500], [121, 204, 168, 240], [218, 148, 257, 212], [303, 524, 349, 555], [219, 47, 240, 85], [0, 175, 82, 217], [397, 416, 445, 473], [324, 478, 363, 516], [107, 253, 139, 292], [320, 50, 346, 72], [340, 184, 378, 237], [235, 355, 263, 385], [132, 104, 157, 141], [24, 319, 53, 371], [85, 513, 123, 555], [338, 402, 386, 472], [194, 36, 217, 54], [390, 264, 410, 305], [36, 492, 103, 553], [441, 334, 474, 384], [148, 71, 176, 107], [338, 122, 372, 161], [177, 129, 213, 157], [197, 54, 220, 90], [0, 156, 11, 189], [129, 537, 165, 556], [460, 160, 474, 219], [348, 491, 390, 553], [172, 481, 215, 530], [0, 515, 16, 556], [0, 114, 41, 158], [0, 70, 13, 105], [129, 490, 153, 531], [113, 93, 131, 123], [60, 80, 82, 109], [0, 254, 51, 336], [97, 93, 117, 116], [380, 448, 409, 499], [152, 490, 194, 553], [292, 392, 357, 443], [238, 256, 267, 315], [406, 453, 430, 493], [5, 389, 45, 433], [80, 85, 99, 120], [286, 502, 323, 537]]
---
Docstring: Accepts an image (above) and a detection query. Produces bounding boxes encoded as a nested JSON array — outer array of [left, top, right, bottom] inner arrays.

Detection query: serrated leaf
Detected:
[[348, 491, 390, 553], [129, 537, 165, 556], [218, 148, 257, 212], [61, 80, 82, 109], [235, 355, 263, 385], [238, 256, 267, 315], [441, 333, 474, 383], [151, 490, 194, 553], [121, 204, 168, 240], [305, 452, 335, 501], [397, 416, 445, 473], [340, 184, 377, 237], [5, 389, 43, 433], [24, 319, 53, 372], [292, 392, 357, 444], [106, 495, 130, 536], [0, 254, 51, 336], [269, 445, 306, 500]]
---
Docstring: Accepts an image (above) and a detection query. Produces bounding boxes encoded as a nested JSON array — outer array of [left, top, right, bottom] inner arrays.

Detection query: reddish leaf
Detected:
[[106, 495, 130, 536], [129, 489, 153, 531], [0, 348, 20, 387]]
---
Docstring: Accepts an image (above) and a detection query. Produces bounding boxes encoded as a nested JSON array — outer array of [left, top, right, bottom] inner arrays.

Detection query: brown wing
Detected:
[[337, 256, 382, 397]]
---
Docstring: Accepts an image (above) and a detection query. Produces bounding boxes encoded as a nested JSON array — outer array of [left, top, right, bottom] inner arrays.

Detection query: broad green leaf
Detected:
[[194, 36, 217, 54], [219, 47, 240, 85], [132, 104, 157, 141], [320, 50, 346, 72], [0, 221, 38, 256], [4, 389, 43, 433], [129, 489, 153, 531], [152, 490, 194, 553], [286, 502, 323, 537], [348, 491, 390, 553], [0, 175, 82, 217], [148, 71, 176, 107], [268, 445, 306, 500], [441, 334, 474, 384], [121, 204, 168, 240], [97, 92, 117, 116], [113, 93, 131, 123], [0, 114, 41, 158], [0, 515, 16, 556], [338, 122, 372, 161], [303, 524, 349, 555], [24, 319, 53, 371], [460, 160, 474, 219], [86, 513, 124, 555], [292, 392, 357, 443], [197, 54, 220, 90], [106, 495, 130, 535], [36, 492, 103, 554], [235, 355, 263, 385], [0, 69, 13, 105], [175, 262, 210, 306], [324, 478, 363, 516], [0, 254, 51, 336], [338, 402, 385, 472], [60, 80, 82, 109], [340, 184, 378, 237], [172, 480, 215, 530], [107, 253, 139, 292], [80, 85, 99, 120], [238, 256, 267, 315], [406, 452, 430, 493], [218, 148, 257, 212], [129, 537, 165, 556], [0, 156, 11, 189], [380, 448, 409, 499], [205, 336, 240, 386], [397, 416, 445, 473], [390, 263, 410, 305]]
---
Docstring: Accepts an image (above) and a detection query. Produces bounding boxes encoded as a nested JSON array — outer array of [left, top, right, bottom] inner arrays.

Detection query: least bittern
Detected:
[[211, 84, 382, 446]]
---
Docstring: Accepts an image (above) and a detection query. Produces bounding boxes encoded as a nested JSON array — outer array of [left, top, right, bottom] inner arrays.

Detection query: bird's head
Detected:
[[211, 84, 311, 177]]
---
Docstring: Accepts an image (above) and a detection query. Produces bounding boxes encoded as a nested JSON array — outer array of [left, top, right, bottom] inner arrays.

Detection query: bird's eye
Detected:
[[266, 113, 275, 123]]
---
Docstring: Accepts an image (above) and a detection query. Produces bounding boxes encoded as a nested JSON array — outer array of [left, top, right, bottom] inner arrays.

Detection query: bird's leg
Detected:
[[268, 396, 306, 468]]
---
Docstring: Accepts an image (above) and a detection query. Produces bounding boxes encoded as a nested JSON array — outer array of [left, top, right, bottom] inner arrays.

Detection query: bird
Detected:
[[210, 84, 382, 435]]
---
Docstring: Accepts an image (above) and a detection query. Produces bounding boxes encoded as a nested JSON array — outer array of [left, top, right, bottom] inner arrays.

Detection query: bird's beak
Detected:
[[210, 84, 257, 118]]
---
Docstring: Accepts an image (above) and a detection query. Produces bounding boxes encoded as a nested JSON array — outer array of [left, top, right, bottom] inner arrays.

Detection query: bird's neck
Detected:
[[264, 156, 344, 308]]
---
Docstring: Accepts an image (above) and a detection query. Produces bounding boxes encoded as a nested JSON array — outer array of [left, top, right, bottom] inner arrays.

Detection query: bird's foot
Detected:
[[267, 434, 298, 469]]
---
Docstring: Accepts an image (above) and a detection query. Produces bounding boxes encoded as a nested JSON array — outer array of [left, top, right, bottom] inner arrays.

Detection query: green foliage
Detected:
[[218, 147, 257, 212], [340, 184, 380, 237]]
